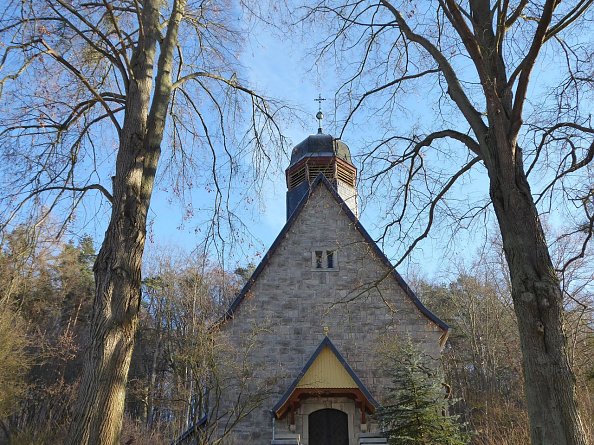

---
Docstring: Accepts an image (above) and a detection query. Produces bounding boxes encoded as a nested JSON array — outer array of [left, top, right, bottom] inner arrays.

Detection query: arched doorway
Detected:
[[308, 408, 349, 445]]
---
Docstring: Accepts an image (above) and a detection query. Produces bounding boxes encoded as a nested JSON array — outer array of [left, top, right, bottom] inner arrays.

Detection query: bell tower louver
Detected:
[[285, 125, 358, 219]]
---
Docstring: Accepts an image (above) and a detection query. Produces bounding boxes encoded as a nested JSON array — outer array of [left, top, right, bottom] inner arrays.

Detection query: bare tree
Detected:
[[294, 0, 594, 443], [419, 272, 530, 444], [128, 254, 274, 445], [0, 1, 285, 443]]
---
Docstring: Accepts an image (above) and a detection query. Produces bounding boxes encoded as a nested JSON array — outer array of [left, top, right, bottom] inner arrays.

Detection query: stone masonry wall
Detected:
[[214, 184, 445, 444]]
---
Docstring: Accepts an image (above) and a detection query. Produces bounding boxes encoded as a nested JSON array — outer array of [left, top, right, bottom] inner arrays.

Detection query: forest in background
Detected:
[[1, 0, 593, 441], [0, 222, 591, 445]]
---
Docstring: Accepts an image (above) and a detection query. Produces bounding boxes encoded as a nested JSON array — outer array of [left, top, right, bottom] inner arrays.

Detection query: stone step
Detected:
[[271, 433, 301, 445], [359, 435, 388, 444]]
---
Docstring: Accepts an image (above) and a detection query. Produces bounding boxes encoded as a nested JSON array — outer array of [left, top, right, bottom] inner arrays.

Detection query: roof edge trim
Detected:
[[272, 336, 379, 417], [219, 173, 449, 333]]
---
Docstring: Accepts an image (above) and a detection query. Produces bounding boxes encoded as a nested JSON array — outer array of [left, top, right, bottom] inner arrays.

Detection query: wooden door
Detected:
[[308, 408, 349, 445]]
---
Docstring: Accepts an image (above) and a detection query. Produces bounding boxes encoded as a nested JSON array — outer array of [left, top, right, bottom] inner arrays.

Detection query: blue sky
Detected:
[[140, 24, 492, 280], [71, 2, 589, 285], [144, 31, 345, 268], [160, 9, 592, 284]]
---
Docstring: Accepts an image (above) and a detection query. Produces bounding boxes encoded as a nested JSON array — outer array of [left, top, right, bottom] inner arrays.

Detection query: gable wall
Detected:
[[215, 185, 444, 444]]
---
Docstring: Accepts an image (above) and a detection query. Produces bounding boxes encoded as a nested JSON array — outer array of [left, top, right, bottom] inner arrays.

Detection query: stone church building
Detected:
[[200, 122, 449, 445]]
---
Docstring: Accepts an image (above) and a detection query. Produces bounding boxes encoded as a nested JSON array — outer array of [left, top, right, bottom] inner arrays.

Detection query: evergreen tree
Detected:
[[378, 342, 469, 445]]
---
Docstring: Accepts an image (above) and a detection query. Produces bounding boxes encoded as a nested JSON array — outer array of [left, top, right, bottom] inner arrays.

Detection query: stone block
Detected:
[[214, 184, 445, 443]]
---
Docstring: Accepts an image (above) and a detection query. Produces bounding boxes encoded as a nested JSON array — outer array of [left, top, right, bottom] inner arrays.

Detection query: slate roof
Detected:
[[222, 174, 449, 335], [289, 133, 353, 167], [171, 415, 207, 445], [272, 336, 379, 417]]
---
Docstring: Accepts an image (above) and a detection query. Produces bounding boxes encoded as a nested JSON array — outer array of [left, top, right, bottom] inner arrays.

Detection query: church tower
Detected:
[[286, 111, 358, 219], [197, 107, 448, 445]]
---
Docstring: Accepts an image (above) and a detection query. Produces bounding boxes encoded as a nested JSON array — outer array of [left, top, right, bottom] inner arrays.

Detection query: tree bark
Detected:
[[445, 0, 590, 439], [374, 0, 591, 442], [487, 145, 589, 445], [65, 106, 153, 444], [65, 0, 185, 443]]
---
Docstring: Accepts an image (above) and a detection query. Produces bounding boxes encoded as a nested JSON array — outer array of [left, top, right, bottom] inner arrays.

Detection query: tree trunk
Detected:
[[488, 148, 589, 445], [147, 325, 163, 427], [65, 211, 146, 444], [65, 148, 153, 444], [65, 0, 185, 442], [65, 5, 160, 444]]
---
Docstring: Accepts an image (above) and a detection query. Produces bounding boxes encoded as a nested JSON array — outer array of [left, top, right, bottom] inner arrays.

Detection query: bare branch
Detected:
[[527, 122, 594, 177], [505, 0, 528, 28], [53, 0, 130, 85], [393, 156, 482, 268], [546, 0, 594, 40], [379, 0, 488, 142], [559, 198, 594, 272], [341, 69, 440, 137], [509, 0, 559, 138], [40, 40, 123, 134]]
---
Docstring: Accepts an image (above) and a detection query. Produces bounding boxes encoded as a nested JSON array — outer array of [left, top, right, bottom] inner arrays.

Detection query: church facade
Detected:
[[210, 126, 448, 445]]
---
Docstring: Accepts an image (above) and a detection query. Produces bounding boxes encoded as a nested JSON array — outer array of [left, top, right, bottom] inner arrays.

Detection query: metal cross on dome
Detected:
[[314, 94, 326, 133]]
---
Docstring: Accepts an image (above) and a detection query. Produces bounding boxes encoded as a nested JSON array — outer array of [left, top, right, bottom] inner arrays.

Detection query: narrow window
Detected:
[[312, 249, 338, 270], [315, 251, 323, 269], [326, 251, 334, 269]]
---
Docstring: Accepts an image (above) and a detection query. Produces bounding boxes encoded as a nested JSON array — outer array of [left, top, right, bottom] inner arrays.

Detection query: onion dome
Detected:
[[285, 109, 358, 219]]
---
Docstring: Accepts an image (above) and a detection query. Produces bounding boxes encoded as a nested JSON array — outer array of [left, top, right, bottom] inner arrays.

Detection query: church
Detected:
[[200, 115, 449, 445]]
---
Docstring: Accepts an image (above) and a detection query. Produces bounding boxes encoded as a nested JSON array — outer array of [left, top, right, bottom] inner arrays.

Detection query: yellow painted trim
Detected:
[[297, 346, 358, 389]]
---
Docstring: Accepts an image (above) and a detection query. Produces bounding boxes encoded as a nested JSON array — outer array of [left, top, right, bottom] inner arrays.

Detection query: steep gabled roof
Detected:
[[171, 415, 207, 445], [222, 174, 449, 335], [272, 336, 379, 418]]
